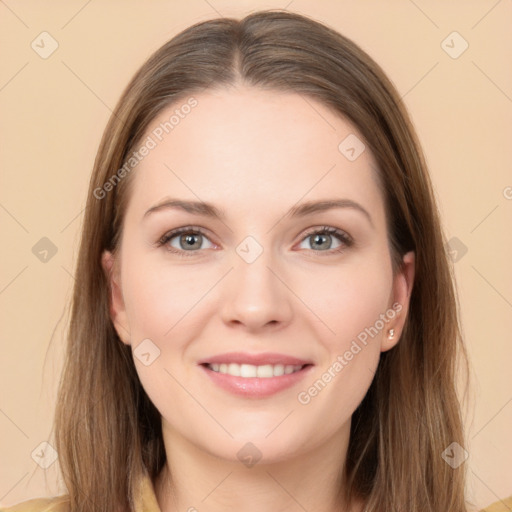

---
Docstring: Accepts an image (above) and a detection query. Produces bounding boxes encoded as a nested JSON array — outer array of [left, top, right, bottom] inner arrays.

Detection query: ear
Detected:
[[381, 251, 415, 352], [101, 250, 131, 346]]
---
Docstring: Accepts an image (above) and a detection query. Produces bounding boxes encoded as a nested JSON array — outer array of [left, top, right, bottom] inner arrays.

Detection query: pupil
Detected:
[[313, 234, 330, 250], [183, 234, 200, 249]]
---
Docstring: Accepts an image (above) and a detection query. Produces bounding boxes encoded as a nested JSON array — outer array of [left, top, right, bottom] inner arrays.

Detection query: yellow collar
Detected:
[[133, 472, 162, 511]]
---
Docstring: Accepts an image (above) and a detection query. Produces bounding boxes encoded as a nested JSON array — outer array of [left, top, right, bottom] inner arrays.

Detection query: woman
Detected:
[[2, 9, 507, 512]]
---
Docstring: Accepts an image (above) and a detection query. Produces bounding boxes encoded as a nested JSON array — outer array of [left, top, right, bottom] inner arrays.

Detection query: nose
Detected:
[[219, 247, 294, 332]]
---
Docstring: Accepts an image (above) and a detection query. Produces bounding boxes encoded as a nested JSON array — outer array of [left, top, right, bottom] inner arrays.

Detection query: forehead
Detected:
[[124, 86, 384, 225]]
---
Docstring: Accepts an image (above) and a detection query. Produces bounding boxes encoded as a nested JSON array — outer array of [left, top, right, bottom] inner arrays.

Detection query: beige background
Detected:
[[1, 0, 511, 509]]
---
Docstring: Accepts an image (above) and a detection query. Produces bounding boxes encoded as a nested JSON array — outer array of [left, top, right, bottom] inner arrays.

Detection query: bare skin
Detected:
[[102, 85, 415, 512]]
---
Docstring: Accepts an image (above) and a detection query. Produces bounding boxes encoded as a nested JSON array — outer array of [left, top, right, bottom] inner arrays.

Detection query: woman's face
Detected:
[[103, 86, 414, 465]]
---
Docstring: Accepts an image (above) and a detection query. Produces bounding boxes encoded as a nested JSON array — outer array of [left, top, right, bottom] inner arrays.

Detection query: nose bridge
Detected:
[[219, 234, 293, 329], [235, 241, 274, 290], [233, 235, 280, 302]]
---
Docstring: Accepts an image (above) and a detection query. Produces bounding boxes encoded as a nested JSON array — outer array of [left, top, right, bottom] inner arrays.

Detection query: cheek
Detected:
[[121, 253, 207, 342], [302, 258, 393, 346], [295, 261, 392, 418]]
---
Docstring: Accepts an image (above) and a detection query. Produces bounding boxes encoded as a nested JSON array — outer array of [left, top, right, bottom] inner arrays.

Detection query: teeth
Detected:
[[240, 364, 257, 377], [207, 363, 304, 378], [228, 363, 240, 376], [273, 364, 285, 376], [256, 365, 273, 378]]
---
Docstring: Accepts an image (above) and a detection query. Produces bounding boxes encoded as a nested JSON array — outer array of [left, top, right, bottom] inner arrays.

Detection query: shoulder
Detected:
[[479, 495, 512, 511], [0, 495, 70, 512]]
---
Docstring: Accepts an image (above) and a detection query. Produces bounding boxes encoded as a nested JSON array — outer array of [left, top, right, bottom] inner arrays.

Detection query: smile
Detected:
[[205, 363, 305, 378]]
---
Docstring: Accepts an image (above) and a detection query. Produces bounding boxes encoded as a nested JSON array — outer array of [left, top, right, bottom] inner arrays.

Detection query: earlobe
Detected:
[[101, 250, 131, 345], [381, 251, 415, 352]]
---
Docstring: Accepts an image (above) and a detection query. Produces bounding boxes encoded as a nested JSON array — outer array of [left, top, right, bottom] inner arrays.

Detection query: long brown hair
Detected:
[[54, 9, 470, 511]]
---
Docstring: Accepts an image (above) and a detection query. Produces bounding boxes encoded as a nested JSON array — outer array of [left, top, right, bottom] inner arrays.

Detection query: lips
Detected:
[[197, 352, 314, 398], [197, 351, 312, 367]]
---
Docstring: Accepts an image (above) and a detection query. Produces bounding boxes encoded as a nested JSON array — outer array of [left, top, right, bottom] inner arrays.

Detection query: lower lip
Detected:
[[199, 364, 314, 398]]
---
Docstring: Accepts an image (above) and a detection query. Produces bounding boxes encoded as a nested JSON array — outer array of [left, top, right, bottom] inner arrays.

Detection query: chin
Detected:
[[202, 434, 306, 467]]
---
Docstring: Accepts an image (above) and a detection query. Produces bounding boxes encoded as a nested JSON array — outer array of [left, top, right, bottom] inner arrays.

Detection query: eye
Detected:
[[157, 225, 353, 258], [157, 226, 215, 257], [297, 226, 353, 255]]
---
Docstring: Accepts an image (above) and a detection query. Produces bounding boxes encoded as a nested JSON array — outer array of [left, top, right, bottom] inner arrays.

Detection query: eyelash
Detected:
[[156, 225, 353, 258]]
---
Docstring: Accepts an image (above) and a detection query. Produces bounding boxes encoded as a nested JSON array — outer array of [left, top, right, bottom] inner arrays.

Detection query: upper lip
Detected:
[[198, 352, 313, 366]]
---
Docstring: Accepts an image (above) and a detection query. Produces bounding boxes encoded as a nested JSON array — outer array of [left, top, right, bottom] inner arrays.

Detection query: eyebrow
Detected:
[[143, 197, 374, 227]]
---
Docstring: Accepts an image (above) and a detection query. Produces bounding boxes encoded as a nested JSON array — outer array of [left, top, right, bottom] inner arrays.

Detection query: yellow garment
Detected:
[[0, 472, 159, 512], [479, 495, 512, 512], [1, 472, 510, 511]]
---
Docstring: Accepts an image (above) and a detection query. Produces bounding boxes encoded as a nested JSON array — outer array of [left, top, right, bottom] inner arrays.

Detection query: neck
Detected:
[[154, 421, 364, 512]]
